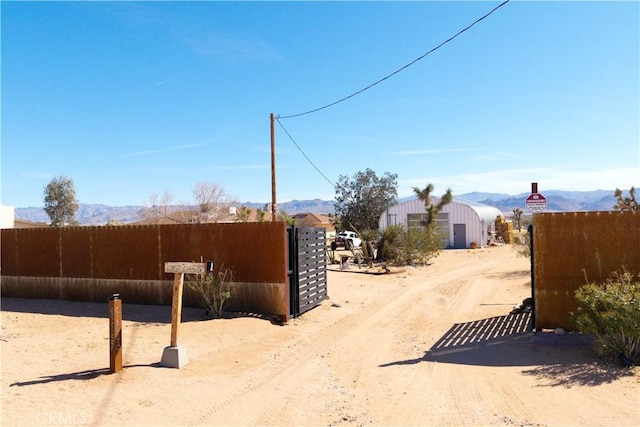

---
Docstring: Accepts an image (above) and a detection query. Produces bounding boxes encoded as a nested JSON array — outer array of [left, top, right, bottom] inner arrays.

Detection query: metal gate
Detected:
[[287, 226, 328, 318]]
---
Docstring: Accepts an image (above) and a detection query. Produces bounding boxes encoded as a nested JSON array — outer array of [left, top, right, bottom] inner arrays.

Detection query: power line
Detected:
[[275, 117, 337, 189], [278, 0, 510, 120]]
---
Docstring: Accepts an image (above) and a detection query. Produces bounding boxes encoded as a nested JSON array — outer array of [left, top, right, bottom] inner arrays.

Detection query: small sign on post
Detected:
[[526, 182, 547, 213], [160, 262, 207, 368], [108, 294, 122, 374]]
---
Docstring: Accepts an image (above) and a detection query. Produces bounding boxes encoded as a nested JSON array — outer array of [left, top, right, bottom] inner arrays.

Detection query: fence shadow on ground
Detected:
[[1, 297, 280, 325], [379, 312, 634, 386], [380, 312, 533, 368], [1, 297, 204, 324]]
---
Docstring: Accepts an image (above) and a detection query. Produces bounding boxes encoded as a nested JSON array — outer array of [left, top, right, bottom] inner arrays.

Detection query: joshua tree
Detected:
[[412, 183, 453, 225], [614, 187, 637, 211], [512, 208, 523, 231]]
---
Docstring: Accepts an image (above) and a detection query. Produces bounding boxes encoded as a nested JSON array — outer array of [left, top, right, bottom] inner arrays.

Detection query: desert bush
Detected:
[[186, 267, 234, 319], [358, 229, 378, 259], [378, 224, 404, 262], [572, 268, 640, 365], [379, 224, 444, 266], [513, 231, 530, 258]]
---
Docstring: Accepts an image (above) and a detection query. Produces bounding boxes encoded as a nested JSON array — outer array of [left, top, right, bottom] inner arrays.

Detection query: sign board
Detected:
[[165, 262, 206, 275], [526, 192, 547, 212]]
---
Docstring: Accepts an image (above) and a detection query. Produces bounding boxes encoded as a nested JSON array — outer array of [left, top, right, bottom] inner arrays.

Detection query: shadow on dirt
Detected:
[[1, 297, 203, 324], [1, 297, 279, 325], [379, 312, 635, 386], [9, 363, 163, 388]]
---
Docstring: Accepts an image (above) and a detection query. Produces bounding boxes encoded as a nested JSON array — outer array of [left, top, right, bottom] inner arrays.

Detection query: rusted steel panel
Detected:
[[1, 229, 18, 276], [92, 225, 160, 280], [533, 211, 640, 330], [1, 222, 290, 318], [159, 222, 287, 283], [223, 281, 287, 316], [7, 228, 61, 277], [60, 227, 93, 278]]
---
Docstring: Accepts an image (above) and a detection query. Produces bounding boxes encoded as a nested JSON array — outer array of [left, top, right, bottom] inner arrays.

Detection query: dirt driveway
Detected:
[[2, 245, 638, 426]]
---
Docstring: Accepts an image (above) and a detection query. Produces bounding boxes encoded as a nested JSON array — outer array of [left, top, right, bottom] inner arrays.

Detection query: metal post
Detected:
[[108, 294, 122, 373], [528, 223, 535, 332], [270, 112, 277, 222]]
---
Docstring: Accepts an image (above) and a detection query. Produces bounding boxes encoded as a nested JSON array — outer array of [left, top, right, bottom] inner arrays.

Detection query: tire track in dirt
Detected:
[[189, 250, 521, 426], [372, 251, 528, 425]]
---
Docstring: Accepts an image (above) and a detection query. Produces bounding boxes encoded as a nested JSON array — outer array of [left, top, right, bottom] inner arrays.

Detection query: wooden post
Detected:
[[108, 294, 122, 373], [170, 272, 184, 347], [161, 262, 207, 368]]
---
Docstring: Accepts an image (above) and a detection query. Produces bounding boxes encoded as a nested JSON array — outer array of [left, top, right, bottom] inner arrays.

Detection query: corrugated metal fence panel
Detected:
[[1, 222, 288, 283], [93, 225, 161, 279], [159, 222, 288, 283], [60, 226, 93, 278], [296, 227, 328, 315], [3, 228, 61, 277], [533, 211, 640, 330]]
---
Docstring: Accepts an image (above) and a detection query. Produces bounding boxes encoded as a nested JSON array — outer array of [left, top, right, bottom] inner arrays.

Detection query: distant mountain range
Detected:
[[14, 190, 623, 226]]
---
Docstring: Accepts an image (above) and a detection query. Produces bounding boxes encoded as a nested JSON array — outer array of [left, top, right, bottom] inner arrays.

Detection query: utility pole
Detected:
[[270, 113, 277, 222]]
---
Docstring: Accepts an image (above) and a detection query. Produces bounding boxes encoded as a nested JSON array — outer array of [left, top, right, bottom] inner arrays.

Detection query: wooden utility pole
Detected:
[[270, 113, 277, 222]]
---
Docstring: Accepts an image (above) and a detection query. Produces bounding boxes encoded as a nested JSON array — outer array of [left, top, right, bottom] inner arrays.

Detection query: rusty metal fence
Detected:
[[1, 222, 291, 318], [532, 211, 639, 330]]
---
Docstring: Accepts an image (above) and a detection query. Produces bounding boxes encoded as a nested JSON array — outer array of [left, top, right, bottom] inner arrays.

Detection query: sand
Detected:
[[2, 245, 638, 426]]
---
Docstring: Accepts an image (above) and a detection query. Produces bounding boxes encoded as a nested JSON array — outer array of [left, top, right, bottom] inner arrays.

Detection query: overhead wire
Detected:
[[278, 0, 510, 120], [275, 116, 337, 188], [274, 0, 511, 190]]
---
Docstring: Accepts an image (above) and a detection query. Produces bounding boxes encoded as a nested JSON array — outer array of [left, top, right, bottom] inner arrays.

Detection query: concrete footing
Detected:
[[160, 346, 189, 368]]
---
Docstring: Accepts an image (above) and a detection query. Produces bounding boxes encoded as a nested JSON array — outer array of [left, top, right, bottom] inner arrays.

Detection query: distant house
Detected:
[[215, 206, 274, 223], [0, 205, 15, 229], [291, 212, 335, 232], [128, 206, 336, 229], [0, 205, 47, 229], [129, 206, 277, 225], [13, 219, 48, 229], [379, 197, 503, 249]]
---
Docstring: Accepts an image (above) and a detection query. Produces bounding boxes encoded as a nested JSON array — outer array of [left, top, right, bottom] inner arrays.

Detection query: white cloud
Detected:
[[400, 166, 640, 197], [183, 34, 282, 61], [385, 148, 480, 156]]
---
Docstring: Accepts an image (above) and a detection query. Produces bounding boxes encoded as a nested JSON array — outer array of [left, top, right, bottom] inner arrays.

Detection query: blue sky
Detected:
[[2, 1, 639, 208]]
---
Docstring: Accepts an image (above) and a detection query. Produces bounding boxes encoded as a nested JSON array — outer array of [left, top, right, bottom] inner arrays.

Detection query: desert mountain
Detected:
[[14, 190, 622, 226]]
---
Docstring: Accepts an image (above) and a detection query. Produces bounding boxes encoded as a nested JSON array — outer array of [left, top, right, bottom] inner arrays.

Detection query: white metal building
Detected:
[[378, 197, 503, 249]]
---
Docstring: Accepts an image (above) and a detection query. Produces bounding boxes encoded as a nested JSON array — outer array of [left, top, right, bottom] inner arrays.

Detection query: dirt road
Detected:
[[2, 245, 638, 426]]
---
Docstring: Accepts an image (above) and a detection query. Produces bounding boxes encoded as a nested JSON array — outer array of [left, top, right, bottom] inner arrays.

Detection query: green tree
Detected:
[[334, 168, 398, 231], [43, 175, 79, 227], [277, 208, 296, 226], [235, 206, 251, 223], [412, 183, 452, 225], [614, 187, 637, 211], [512, 208, 523, 231]]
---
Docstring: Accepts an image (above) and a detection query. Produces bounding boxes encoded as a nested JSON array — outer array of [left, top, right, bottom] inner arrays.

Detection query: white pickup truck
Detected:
[[331, 231, 362, 250]]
